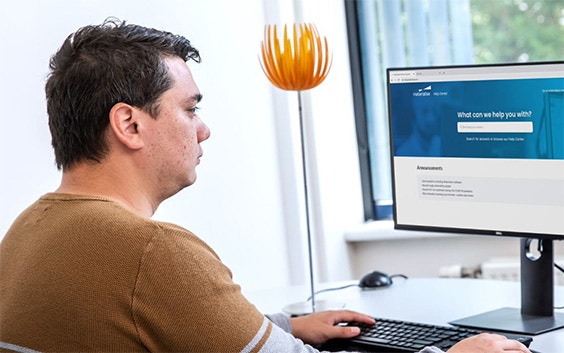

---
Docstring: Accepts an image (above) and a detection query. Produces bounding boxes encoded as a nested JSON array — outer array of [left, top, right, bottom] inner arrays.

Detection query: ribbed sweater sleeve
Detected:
[[265, 313, 292, 333]]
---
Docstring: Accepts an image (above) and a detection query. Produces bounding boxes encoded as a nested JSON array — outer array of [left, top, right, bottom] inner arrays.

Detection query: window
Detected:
[[345, 0, 564, 220]]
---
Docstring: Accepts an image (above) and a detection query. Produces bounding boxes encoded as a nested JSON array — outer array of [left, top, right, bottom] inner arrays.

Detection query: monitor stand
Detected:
[[450, 238, 564, 335]]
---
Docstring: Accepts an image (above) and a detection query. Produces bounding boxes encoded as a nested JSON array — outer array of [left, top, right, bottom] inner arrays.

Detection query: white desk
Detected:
[[244, 278, 564, 352]]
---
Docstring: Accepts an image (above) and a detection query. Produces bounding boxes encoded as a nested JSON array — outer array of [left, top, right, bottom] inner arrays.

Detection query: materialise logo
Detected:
[[413, 85, 432, 96]]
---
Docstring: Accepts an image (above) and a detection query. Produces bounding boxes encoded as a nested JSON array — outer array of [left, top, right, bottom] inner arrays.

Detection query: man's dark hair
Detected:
[[45, 18, 201, 170]]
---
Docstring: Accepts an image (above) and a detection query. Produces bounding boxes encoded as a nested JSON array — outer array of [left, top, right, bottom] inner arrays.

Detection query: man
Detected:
[[0, 19, 530, 353]]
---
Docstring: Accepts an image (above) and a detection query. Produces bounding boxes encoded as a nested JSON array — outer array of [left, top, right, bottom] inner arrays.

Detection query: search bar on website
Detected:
[[457, 121, 533, 133]]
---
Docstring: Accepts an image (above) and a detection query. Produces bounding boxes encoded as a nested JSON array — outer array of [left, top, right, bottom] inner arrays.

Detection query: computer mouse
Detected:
[[359, 271, 392, 288]]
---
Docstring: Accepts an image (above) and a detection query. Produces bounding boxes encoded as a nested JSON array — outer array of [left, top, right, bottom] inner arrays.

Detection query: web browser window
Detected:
[[388, 62, 564, 237]]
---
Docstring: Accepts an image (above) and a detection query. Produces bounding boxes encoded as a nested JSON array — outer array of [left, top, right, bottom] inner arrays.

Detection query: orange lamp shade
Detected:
[[260, 23, 331, 91]]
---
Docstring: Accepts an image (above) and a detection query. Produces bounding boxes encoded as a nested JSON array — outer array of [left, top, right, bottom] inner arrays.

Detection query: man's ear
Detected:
[[108, 102, 144, 150]]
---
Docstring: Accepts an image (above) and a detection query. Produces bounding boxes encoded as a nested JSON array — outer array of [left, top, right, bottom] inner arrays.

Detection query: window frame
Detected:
[[345, 0, 376, 220]]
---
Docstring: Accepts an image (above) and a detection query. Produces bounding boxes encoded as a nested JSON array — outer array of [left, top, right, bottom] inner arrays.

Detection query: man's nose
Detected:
[[198, 122, 211, 142]]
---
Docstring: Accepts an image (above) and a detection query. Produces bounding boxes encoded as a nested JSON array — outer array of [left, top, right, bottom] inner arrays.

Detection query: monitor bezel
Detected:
[[386, 60, 564, 242]]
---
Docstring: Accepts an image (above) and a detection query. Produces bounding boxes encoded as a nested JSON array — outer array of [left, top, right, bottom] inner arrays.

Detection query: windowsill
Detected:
[[344, 220, 464, 242]]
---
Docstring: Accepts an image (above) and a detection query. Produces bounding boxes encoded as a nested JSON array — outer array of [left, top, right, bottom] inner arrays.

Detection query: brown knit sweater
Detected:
[[0, 193, 270, 352]]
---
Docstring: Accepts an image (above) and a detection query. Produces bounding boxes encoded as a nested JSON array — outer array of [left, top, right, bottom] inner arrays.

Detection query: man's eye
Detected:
[[188, 106, 200, 114]]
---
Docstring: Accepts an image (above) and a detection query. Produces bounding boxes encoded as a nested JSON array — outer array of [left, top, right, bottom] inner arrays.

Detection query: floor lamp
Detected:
[[259, 23, 332, 315]]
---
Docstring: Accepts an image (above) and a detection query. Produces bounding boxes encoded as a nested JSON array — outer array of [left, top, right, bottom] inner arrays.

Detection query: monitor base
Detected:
[[450, 307, 564, 335]]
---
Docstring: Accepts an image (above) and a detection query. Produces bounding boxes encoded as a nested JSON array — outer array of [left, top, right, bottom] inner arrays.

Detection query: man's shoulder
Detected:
[[145, 219, 218, 258]]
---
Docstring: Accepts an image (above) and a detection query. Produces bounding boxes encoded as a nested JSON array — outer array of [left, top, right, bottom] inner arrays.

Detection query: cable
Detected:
[[390, 274, 409, 281], [306, 274, 409, 301], [306, 284, 359, 301], [555, 262, 564, 309]]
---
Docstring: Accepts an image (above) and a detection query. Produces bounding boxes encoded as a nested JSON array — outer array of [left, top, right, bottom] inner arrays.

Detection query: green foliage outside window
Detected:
[[471, 0, 564, 63]]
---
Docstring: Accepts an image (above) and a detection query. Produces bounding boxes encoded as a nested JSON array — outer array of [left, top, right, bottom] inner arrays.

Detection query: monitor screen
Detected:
[[386, 61, 564, 335], [387, 61, 564, 240]]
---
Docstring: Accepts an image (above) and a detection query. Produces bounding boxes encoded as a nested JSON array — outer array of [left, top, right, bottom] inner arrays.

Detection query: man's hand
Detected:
[[289, 310, 375, 345], [447, 333, 531, 353]]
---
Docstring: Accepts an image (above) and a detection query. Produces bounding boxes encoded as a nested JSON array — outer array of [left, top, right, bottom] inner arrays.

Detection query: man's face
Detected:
[[143, 56, 210, 199]]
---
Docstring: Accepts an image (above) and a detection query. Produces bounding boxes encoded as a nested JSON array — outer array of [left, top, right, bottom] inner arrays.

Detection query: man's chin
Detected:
[[169, 175, 198, 196], [184, 174, 198, 188]]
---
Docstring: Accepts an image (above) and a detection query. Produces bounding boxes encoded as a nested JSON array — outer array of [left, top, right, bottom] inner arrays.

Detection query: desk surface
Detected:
[[244, 278, 564, 352]]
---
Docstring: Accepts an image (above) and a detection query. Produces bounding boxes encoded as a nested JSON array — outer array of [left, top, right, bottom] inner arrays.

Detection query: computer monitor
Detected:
[[386, 61, 564, 335]]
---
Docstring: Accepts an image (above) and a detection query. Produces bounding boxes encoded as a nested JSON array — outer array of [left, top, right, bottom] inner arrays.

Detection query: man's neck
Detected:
[[57, 163, 157, 218]]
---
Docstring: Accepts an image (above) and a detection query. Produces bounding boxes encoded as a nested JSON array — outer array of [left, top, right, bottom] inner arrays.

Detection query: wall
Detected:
[[0, 0, 293, 292]]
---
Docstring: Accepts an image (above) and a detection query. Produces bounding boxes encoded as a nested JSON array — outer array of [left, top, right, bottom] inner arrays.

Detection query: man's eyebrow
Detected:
[[183, 93, 202, 106]]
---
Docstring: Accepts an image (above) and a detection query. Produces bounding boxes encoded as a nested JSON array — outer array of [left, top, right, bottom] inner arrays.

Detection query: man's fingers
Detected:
[[328, 310, 375, 325], [329, 324, 362, 339]]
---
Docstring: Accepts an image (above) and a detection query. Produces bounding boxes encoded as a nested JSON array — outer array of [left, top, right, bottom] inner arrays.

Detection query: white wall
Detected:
[[0, 0, 367, 293], [0, 0, 306, 292]]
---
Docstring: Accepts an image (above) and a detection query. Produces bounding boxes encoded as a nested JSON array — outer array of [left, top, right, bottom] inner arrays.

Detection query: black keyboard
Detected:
[[342, 317, 533, 352]]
